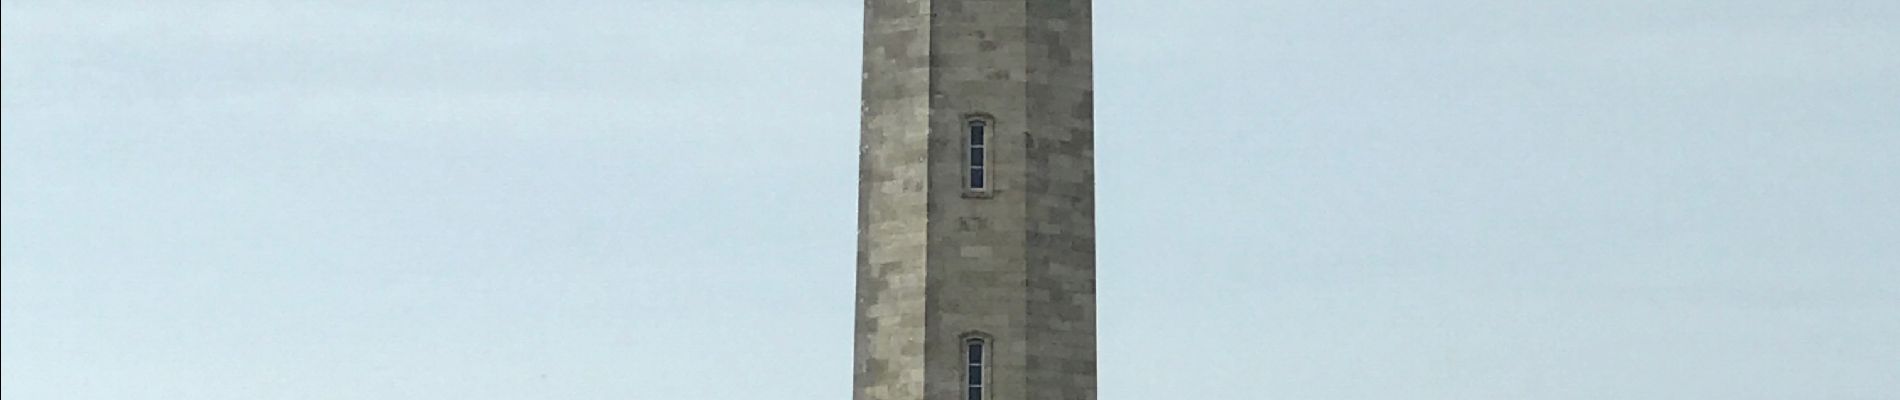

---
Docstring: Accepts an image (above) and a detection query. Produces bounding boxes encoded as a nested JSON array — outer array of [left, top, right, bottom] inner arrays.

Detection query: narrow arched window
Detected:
[[965, 337, 987, 400], [966, 119, 988, 190]]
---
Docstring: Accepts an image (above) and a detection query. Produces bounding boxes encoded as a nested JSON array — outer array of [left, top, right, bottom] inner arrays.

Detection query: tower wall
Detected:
[[857, 0, 934, 398], [858, 0, 1093, 399], [1019, 0, 1095, 397]]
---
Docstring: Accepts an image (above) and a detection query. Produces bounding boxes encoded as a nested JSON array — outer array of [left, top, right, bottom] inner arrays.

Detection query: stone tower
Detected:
[[855, 0, 1094, 399]]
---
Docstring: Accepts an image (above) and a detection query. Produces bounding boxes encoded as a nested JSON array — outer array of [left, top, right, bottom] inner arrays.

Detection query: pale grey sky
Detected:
[[3, 1, 1897, 399]]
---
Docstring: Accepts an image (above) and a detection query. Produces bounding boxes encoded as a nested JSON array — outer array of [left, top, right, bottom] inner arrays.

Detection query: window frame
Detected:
[[964, 336, 989, 400], [964, 117, 992, 193]]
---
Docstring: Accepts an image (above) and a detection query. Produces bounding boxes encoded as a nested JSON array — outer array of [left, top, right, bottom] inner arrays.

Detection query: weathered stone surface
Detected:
[[857, 0, 1094, 399]]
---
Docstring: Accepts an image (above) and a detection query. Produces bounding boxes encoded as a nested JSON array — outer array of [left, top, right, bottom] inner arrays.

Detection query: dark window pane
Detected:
[[970, 169, 985, 189], [968, 344, 983, 363], [968, 366, 982, 385], [970, 123, 986, 145], [968, 388, 982, 400], [970, 148, 985, 166]]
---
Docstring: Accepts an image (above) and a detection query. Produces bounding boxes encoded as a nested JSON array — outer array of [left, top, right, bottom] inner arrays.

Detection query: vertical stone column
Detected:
[[856, 1, 933, 399]]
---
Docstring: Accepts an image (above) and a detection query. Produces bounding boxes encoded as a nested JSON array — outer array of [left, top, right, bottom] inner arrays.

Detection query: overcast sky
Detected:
[[4, 1, 1897, 399]]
